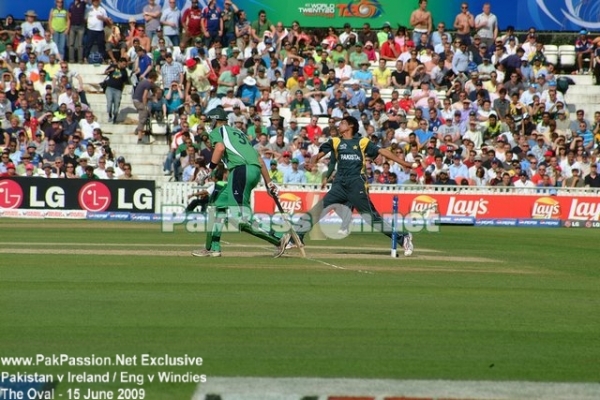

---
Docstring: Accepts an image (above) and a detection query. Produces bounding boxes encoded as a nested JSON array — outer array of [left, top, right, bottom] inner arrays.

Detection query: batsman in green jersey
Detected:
[[192, 106, 289, 258]]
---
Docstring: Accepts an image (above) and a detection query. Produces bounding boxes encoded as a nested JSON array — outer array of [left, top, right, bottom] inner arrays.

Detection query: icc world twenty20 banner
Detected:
[[1, 0, 598, 31]]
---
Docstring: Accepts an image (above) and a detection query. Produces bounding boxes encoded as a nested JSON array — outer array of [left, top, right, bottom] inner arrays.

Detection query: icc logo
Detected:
[[78, 182, 112, 212], [535, 0, 600, 29], [0, 180, 24, 209]]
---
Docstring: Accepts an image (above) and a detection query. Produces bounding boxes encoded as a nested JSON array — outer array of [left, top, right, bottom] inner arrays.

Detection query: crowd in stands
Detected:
[[0, 2, 138, 179], [1, 0, 600, 189]]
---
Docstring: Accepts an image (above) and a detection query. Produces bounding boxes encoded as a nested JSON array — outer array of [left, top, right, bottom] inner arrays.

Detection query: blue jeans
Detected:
[[83, 29, 105, 59], [167, 34, 179, 47], [105, 86, 122, 119], [53, 31, 67, 60]]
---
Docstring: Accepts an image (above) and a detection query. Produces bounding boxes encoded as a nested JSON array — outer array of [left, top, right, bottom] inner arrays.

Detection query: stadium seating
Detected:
[[543, 44, 558, 65], [558, 45, 576, 69]]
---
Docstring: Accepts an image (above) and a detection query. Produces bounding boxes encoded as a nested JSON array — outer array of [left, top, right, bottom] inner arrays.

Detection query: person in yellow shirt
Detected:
[[48, 0, 70, 60], [372, 58, 391, 88], [268, 159, 284, 183], [286, 68, 301, 91], [43, 54, 61, 80]]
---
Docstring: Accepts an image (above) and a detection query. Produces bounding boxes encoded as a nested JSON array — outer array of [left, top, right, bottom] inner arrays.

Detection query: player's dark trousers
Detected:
[[323, 177, 394, 238]]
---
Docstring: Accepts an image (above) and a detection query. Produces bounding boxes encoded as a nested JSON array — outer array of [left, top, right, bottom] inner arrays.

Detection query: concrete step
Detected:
[[564, 85, 598, 95], [92, 125, 137, 136], [87, 92, 134, 103], [108, 134, 169, 145], [564, 103, 597, 118], [112, 143, 171, 156], [565, 94, 600, 104], [71, 63, 111, 75]]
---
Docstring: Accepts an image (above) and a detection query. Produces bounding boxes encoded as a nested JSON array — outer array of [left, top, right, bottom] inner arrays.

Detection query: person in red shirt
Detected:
[[305, 116, 322, 142], [379, 32, 401, 61], [385, 90, 400, 111], [303, 57, 317, 78], [530, 164, 548, 185], [398, 89, 415, 113], [181, 0, 203, 48], [0, 163, 17, 177], [378, 162, 392, 183]]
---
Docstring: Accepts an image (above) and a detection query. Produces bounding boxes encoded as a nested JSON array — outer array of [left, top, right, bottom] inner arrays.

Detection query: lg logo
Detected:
[[78, 182, 112, 212], [0, 179, 153, 212], [0, 180, 23, 209]]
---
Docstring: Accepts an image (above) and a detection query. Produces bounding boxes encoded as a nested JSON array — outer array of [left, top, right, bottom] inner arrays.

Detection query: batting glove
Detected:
[[267, 182, 279, 197]]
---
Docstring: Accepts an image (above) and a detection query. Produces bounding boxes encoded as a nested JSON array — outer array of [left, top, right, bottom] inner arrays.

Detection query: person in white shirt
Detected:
[[514, 171, 536, 189], [21, 10, 45, 37], [94, 157, 109, 179], [36, 32, 61, 59], [474, 3, 498, 48], [519, 84, 540, 106], [338, 23, 358, 47], [468, 155, 486, 178], [270, 78, 291, 107], [463, 120, 483, 150], [83, 0, 110, 62], [393, 118, 413, 144], [448, 154, 469, 179], [79, 112, 101, 142], [306, 91, 329, 117], [334, 58, 353, 82], [39, 163, 58, 178]]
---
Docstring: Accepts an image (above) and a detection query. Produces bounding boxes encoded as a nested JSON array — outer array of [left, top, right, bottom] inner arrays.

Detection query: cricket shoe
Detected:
[[337, 228, 350, 236], [403, 233, 414, 256], [191, 249, 222, 257], [274, 233, 291, 258]]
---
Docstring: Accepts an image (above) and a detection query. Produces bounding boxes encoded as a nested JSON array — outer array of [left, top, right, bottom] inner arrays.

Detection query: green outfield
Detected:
[[1, 220, 599, 399]]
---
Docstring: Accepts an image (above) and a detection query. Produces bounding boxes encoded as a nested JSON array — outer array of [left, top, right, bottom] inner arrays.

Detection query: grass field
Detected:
[[1, 220, 599, 399]]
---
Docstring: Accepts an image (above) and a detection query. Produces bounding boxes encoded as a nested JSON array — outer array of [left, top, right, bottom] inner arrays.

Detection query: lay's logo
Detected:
[[410, 195, 438, 217], [532, 197, 561, 219], [277, 193, 303, 213]]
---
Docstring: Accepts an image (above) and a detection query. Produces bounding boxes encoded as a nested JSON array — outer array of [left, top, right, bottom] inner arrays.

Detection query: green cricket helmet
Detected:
[[206, 106, 228, 121]]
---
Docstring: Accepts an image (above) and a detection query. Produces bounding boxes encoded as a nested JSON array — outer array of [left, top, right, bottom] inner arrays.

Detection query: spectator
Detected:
[[249, 9, 273, 42], [453, 3, 475, 45], [104, 166, 117, 180], [435, 168, 456, 185], [575, 30, 593, 74], [513, 170, 535, 188], [283, 158, 306, 183], [165, 82, 184, 115], [237, 76, 259, 106], [103, 58, 129, 124], [132, 70, 158, 144], [202, 0, 223, 48], [449, 153, 469, 179], [159, 52, 183, 90], [63, 161, 78, 178], [83, 0, 109, 63], [584, 164, 600, 188], [160, 0, 181, 46], [185, 58, 210, 100], [46, 2, 68, 60], [22, 10, 45, 38], [81, 165, 98, 179], [68, 0, 87, 63], [181, 0, 203, 48], [118, 162, 137, 180], [474, 3, 498, 48]]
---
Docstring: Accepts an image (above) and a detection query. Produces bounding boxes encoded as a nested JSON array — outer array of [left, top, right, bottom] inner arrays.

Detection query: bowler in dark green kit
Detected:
[[292, 116, 416, 256]]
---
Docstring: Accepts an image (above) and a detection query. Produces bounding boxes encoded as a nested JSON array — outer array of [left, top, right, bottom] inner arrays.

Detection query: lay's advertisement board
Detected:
[[1, 0, 597, 31]]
